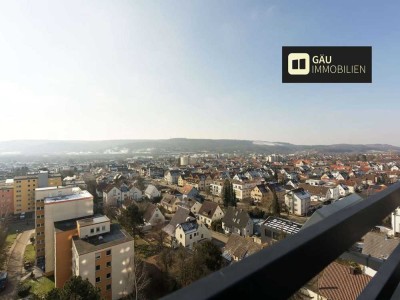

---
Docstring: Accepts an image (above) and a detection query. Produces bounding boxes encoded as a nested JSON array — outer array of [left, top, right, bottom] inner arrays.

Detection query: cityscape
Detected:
[[1, 1, 400, 299], [1, 143, 400, 299]]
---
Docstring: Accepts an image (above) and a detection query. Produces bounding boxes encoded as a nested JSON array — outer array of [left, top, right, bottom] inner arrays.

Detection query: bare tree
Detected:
[[124, 255, 150, 300]]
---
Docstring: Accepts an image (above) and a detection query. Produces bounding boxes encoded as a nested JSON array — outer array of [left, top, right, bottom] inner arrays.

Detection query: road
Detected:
[[2, 229, 34, 300]]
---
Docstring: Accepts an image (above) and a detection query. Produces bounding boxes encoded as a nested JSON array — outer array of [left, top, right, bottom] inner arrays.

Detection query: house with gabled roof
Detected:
[[181, 185, 199, 199], [143, 203, 165, 226], [250, 184, 272, 204], [197, 201, 224, 226], [144, 184, 161, 199], [222, 235, 263, 263], [163, 206, 196, 238], [222, 207, 253, 237], [303, 262, 371, 300], [175, 219, 211, 249], [164, 169, 181, 185], [160, 194, 181, 213]]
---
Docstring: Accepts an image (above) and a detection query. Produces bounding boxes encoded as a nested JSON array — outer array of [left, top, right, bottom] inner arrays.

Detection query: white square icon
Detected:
[[288, 53, 310, 75]]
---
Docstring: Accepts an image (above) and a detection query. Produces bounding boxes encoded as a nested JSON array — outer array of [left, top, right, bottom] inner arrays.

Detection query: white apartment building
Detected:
[[72, 216, 135, 300]]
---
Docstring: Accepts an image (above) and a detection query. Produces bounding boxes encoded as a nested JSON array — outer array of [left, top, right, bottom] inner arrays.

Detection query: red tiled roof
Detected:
[[318, 262, 371, 300]]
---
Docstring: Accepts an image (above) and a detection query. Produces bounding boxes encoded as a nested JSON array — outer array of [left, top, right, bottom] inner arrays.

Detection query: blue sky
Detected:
[[0, 1, 399, 145]]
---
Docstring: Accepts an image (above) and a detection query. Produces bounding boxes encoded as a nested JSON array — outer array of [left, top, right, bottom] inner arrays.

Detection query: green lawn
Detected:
[[24, 243, 35, 263], [24, 277, 55, 298], [5, 233, 17, 247]]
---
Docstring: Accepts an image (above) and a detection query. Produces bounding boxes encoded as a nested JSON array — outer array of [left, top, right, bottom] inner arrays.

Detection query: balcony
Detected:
[[162, 182, 400, 299]]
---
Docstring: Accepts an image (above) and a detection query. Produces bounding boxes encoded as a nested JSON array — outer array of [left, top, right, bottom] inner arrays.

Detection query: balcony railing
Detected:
[[161, 181, 400, 300]]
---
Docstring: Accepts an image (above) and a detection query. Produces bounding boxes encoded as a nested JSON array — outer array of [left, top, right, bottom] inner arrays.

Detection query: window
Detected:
[[96, 277, 101, 283], [106, 261, 111, 267], [106, 284, 111, 290], [96, 227, 100, 232], [102, 226, 105, 231], [106, 249, 111, 256], [95, 253, 101, 260], [96, 265, 100, 271], [189, 234, 192, 239], [90, 228, 94, 234], [106, 273, 111, 279]]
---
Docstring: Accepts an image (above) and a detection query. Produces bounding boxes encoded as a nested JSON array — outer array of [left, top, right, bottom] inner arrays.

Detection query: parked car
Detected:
[[0, 272, 8, 291]]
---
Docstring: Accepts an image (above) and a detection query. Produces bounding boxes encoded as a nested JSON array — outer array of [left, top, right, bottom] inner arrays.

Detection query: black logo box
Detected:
[[282, 46, 372, 83]]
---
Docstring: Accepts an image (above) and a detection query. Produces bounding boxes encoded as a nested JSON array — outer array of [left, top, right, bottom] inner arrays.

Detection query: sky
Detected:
[[0, 1, 399, 145]]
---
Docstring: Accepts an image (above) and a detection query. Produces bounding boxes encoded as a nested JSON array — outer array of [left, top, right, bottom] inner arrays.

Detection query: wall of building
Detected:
[[0, 185, 13, 217], [55, 228, 78, 288], [79, 222, 111, 238], [111, 241, 134, 300], [14, 176, 37, 213], [44, 197, 93, 273]]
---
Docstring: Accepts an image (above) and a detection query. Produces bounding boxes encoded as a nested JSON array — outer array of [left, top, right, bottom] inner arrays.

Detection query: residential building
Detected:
[[35, 186, 93, 275], [14, 171, 61, 214], [175, 219, 211, 249], [361, 231, 400, 277], [298, 183, 329, 202], [210, 181, 224, 197], [143, 204, 165, 226], [160, 194, 181, 213], [284, 188, 311, 216], [0, 180, 13, 217], [164, 170, 181, 185], [162, 206, 196, 239], [181, 185, 199, 199], [197, 201, 224, 226], [222, 207, 253, 237], [304, 262, 371, 300], [144, 185, 161, 199], [232, 181, 257, 201], [222, 235, 263, 262], [250, 184, 272, 204], [72, 216, 135, 299]]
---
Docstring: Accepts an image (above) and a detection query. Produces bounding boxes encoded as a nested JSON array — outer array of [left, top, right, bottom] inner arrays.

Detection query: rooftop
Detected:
[[262, 216, 302, 235], [73, 224, 133, 255], [44, 190, 92, 204], [77, 215, 110, 227]]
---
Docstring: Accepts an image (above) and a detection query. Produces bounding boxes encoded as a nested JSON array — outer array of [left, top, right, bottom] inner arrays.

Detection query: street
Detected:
[[2, 229, 34, 300]]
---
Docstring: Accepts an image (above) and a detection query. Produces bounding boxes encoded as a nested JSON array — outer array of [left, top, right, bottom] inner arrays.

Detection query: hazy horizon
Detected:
[[1, 1, 399, 144], [0, 138, 399, 147]]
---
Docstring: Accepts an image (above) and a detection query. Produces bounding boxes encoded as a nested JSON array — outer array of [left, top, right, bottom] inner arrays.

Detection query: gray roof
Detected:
[[72, 224, 133, 255], [222, 207, 251, 230], [179, 220, 198, 233], [223, 235, 262, 261], [362, 232, 400, 259], [163, 206, 195, 236], [302, 193, 363, 230], [143, 203, 157, 222], [198, 201, 219, 218]]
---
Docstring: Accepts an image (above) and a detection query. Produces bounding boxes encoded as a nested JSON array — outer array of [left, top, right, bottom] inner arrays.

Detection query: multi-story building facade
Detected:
[[210, 180, 224, 196], [232, 180, 257, 200], [14, 171, 61, 214], [284, 188, 311, 216], [0, 180, 14, 217], [35, 186, 93, 275], [72, 216, 134, 300]]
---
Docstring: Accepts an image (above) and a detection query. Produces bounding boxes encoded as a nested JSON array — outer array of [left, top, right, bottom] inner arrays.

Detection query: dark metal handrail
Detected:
[[161, 182, 400, 300]]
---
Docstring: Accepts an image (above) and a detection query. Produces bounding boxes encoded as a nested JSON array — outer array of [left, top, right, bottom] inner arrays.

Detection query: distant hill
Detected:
[[0, 139, 399, 156]]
